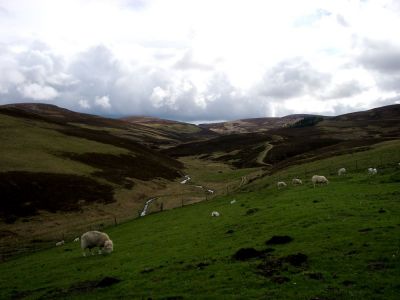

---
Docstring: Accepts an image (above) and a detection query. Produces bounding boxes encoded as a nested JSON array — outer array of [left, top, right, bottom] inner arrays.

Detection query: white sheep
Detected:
[[211, 211, 220, 217], [368, 168, 377, 175], [73, 237, 80, 242], [55, 240, 65, 247], [311, 175, 329, 187], [338, 168, 346, 176], [81, 231, 113, 256], [292, 178, 302, 185], [230, 199, 236, 204], [277, 181, 287, 189]]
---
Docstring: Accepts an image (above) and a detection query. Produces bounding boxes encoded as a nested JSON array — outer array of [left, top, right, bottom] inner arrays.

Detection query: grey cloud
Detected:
[[359, 39, 400, 74], [173, 50, 214, 71], [358, 39, 400, 92], [258, 59, 331, 100], [336, 14, 349, 27], [323, 80, 365, 99], [0, 42, 65, 103]]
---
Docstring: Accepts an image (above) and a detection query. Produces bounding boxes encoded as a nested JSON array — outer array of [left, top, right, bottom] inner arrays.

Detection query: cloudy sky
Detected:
[[1, 0, 400, 122]]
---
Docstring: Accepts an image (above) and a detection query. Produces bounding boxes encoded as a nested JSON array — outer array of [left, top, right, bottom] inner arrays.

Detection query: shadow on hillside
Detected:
[[0, 171, 114, 222]]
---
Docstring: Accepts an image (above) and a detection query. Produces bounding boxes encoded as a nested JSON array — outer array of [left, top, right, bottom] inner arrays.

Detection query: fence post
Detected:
[[160, 202, 163, 212], [114, 216, 117, 226]]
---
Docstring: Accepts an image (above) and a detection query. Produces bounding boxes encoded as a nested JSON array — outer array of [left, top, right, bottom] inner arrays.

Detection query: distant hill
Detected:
[[122, 115, 217, 144], [199, 114, 320, 134], [166, 104, 400, 169], [0, 103, 213, 149]]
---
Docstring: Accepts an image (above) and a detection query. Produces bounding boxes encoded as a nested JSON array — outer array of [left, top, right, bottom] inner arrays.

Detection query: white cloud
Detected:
[[95, 95, 111, 109], [78, 99, 90, 109], [17, 83, 59, 100], [0, 0, 400, 120]]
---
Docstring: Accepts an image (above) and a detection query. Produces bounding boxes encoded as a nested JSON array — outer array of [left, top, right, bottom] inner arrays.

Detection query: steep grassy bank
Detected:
[[0, 141, 399, 299]]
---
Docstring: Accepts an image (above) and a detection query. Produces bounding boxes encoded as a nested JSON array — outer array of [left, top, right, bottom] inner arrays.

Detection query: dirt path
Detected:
[[256, 142, 273, 166]]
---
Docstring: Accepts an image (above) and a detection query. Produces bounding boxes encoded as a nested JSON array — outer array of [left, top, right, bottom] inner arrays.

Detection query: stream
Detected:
[[140, 197, 157, 217]]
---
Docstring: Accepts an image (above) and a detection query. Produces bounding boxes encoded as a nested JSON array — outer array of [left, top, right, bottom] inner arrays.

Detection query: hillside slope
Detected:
[[1, 140, 399, 299], [166, 105, 400, 169], [0, 108, 183, 254], [0, 103, 210, 148]]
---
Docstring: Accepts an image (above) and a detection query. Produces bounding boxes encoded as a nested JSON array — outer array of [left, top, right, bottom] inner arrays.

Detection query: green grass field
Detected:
[[0, 141, 399, 299], [0, 114, 129, 176]]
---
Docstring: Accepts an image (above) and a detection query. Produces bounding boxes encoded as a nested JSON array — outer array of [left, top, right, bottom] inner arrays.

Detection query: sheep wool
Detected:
[[312, 175, 329, 187], [81, 231, 113, 256], [277, 181, 287, 189]]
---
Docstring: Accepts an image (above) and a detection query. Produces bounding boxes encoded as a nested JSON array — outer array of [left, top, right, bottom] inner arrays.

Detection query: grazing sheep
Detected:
[[292, 178, 302, 185], [277, 181, 287, 189], [81, 231, 113, 256], [338, 168, 346, 176], [230, 199, 237, 204], [312, 175, 329, 187], [368, 168, 377, 175], [211, 211, 220, 217], [55, 240, 65, 247], [73, 237, 80, 242], [207, 189, 214, 194]]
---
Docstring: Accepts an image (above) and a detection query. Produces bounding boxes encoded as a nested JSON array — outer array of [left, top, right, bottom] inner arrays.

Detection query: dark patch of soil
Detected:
[[226, 229, 234, 234], [245, 208, 260, 215], [378, 208, 386, 213], [257, 256, 283, 277], [96, 277, 121, 288], [0, 171, 114, 219], [283, 253, 308, 267], [342, 280, 355, 286], [266, 235, 293, 245], [257, 252, 308, 282], [196, 262, 210, 269], [42, 277, 119, 299], [233, 248, 264, 261], [358, 228, 372, 232]]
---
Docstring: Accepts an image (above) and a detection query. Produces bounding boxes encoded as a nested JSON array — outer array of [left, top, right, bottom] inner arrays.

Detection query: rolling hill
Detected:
[[1, 140, 399, 299], [166, 105, 400, 170], [199, 114, 319, 134], [0, 103, 213, 149], [0, 104, 190, 258], [1, 103, 400, 263]]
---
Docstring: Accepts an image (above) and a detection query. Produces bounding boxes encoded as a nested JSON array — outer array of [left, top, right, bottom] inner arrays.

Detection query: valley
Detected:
[[0, 103, 399, 299]]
